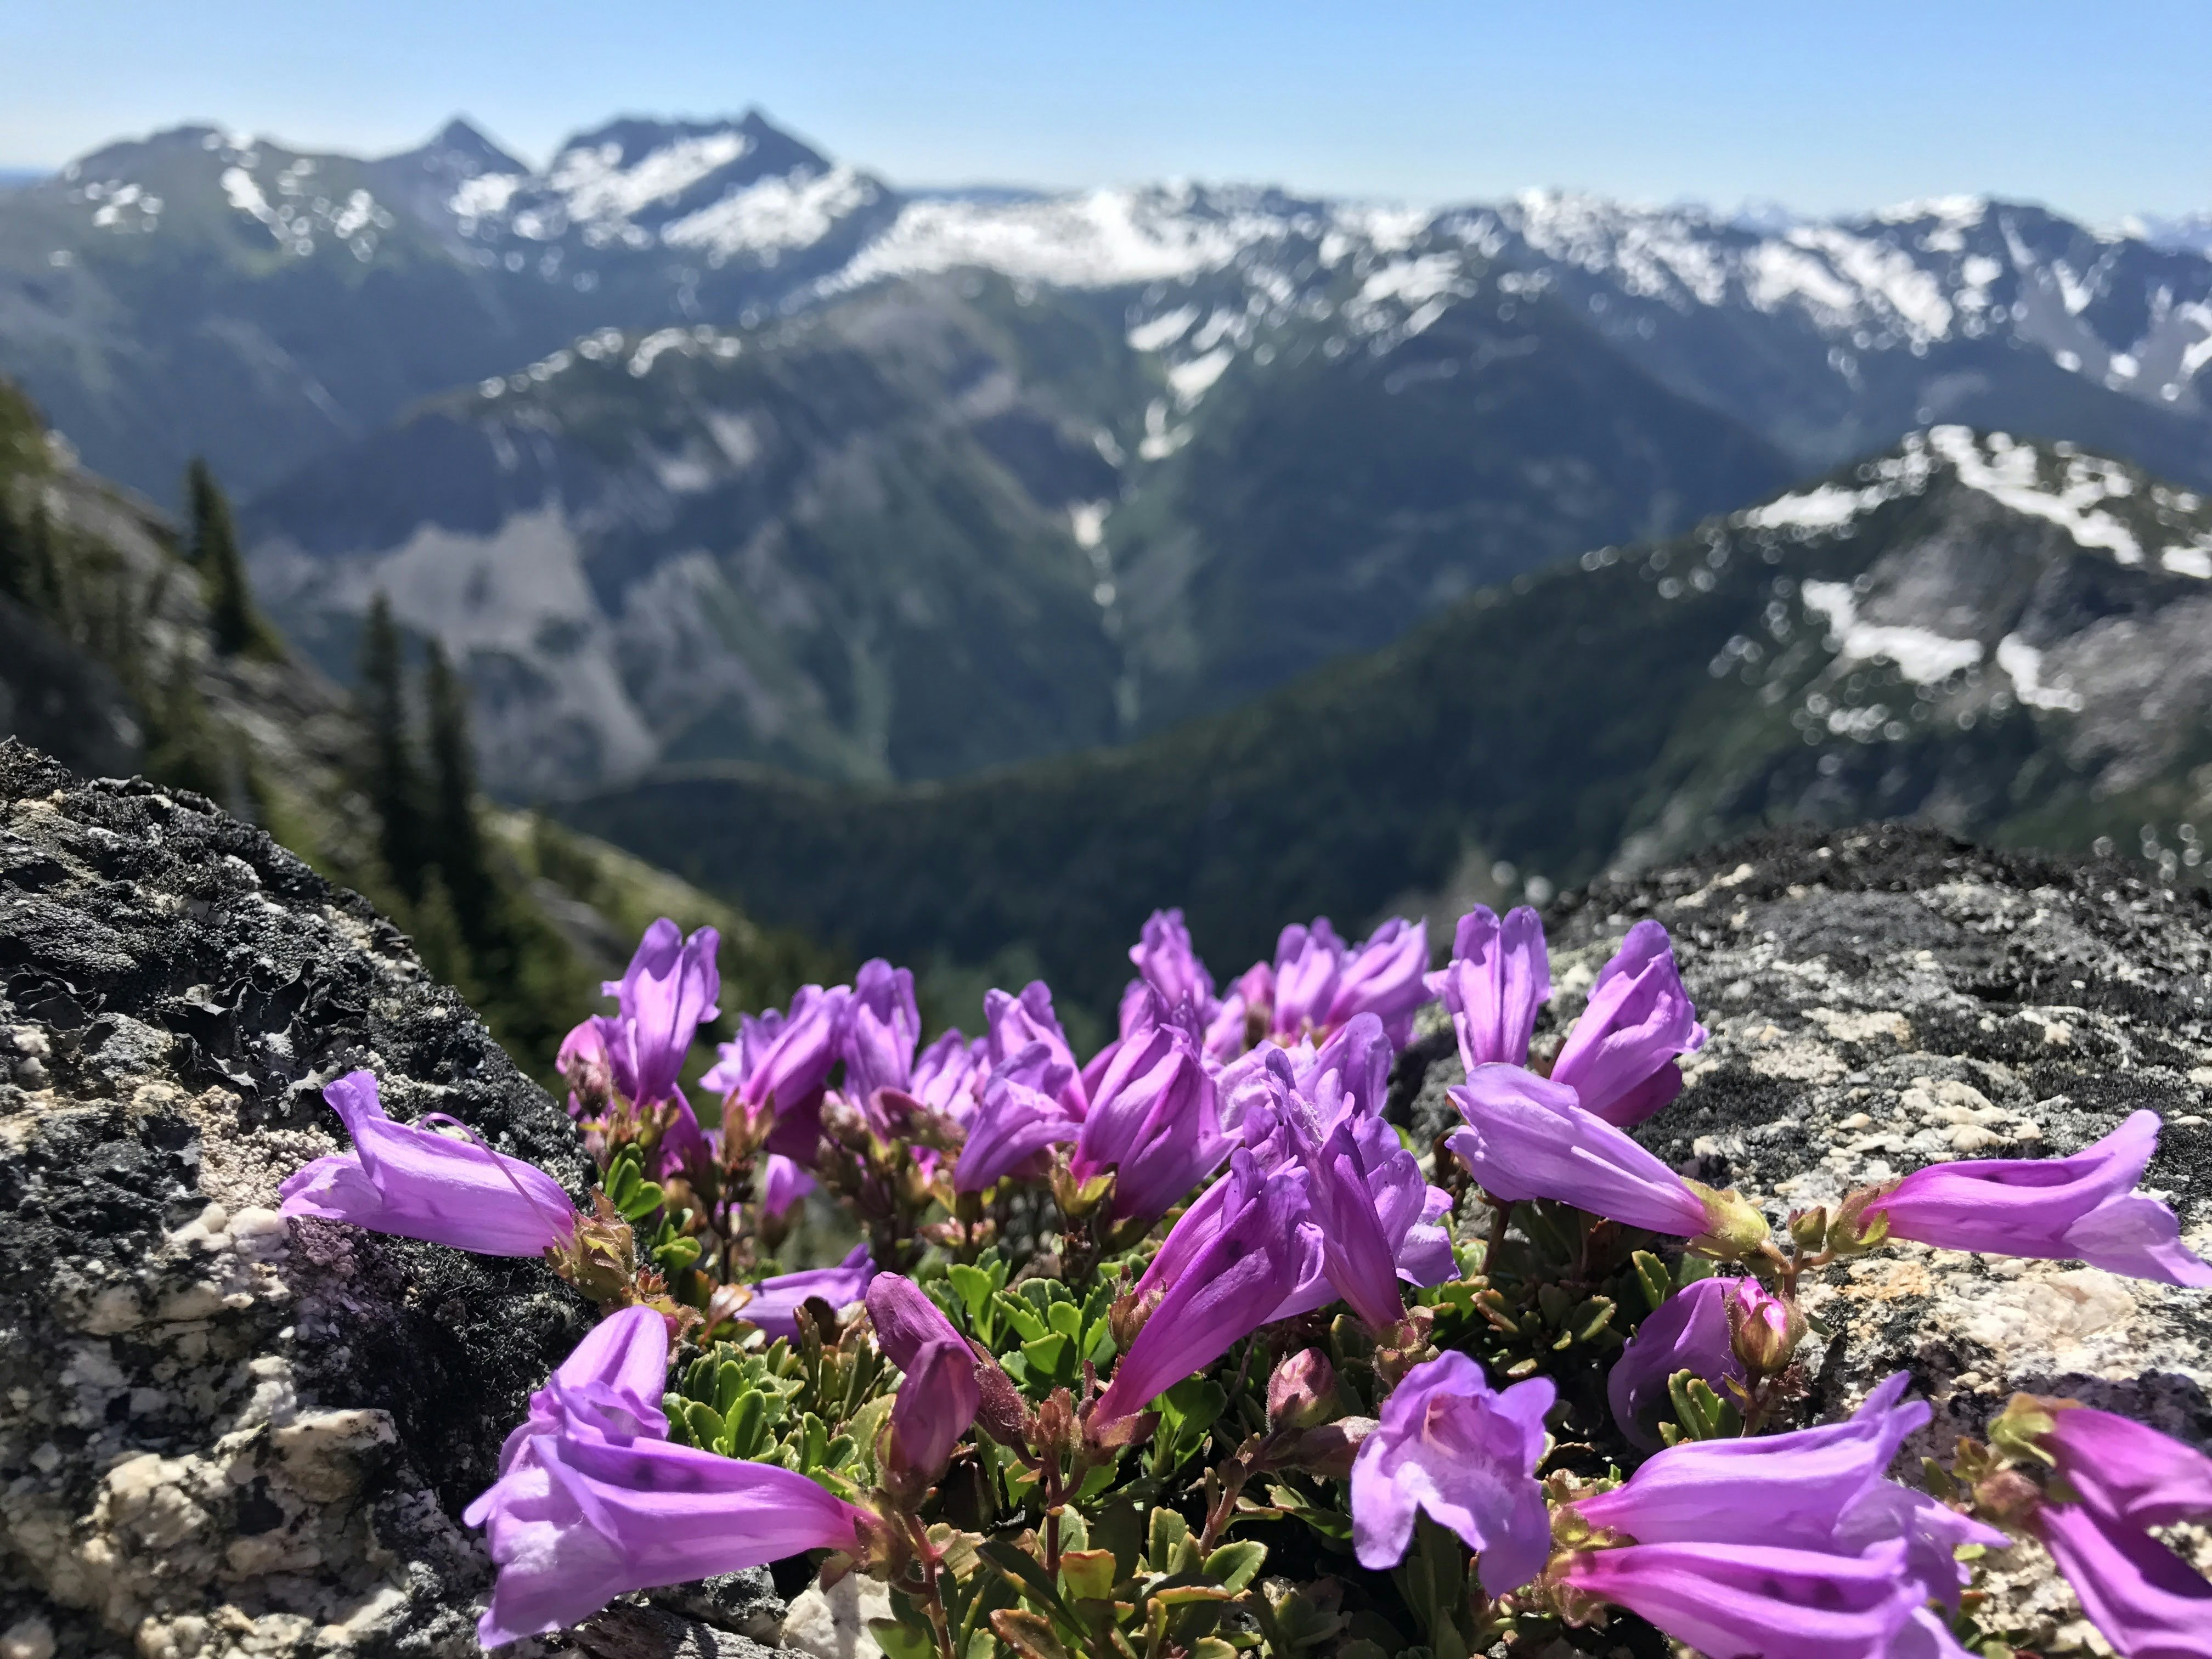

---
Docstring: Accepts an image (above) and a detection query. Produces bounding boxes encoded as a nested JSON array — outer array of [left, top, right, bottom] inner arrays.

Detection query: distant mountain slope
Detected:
[[563, 426, 2212, 1016], [241, 266, 1788, 793], [0, 375, 832, 1072], [242, 275, 1135, 793]]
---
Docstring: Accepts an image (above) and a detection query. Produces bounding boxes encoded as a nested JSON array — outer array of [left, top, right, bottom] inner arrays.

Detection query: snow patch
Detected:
[[1927, 426, 2143, 562], [1166, 347, 1233, 406], [1127, 306, 1199, 352], [1802, 579, 1983, 684], [1994, 635, 2085, 712], [550, 131, 751, 225], [661, 164, 875, 256]]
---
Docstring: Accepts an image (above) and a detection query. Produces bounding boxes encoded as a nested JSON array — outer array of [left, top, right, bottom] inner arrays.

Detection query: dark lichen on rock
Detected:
[[0, 741, 781, 1659]]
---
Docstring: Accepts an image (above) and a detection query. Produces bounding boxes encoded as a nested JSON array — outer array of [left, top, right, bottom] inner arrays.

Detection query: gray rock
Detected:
[[1393, 821, 2212, 1649], [0, 744, 780, 1658]]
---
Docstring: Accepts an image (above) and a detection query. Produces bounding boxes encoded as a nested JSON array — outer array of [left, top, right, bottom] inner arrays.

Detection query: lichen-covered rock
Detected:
[[0, 743, 780, 1659], [1397, 821, 2212, 1651]]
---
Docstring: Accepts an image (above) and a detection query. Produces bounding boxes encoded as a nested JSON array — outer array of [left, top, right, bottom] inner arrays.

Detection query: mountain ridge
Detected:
[[560, 424, 2212, 1018]]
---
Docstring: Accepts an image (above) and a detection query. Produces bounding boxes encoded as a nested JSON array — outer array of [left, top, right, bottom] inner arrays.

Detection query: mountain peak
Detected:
[[382, 117, 528, 180]]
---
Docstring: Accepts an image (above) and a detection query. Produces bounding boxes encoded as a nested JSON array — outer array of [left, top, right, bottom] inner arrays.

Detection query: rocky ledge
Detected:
[[1397, 821, 2211, 1651], [4, 744, 2207, 1659], [0, 744, 778, 1659]]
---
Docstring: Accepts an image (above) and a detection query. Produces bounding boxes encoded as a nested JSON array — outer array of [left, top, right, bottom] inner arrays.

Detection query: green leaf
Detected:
[[949, 1263, 997, 1328], [989, 1610, 1072, 1659], [714, 1359, 746, 1416], [682, 1400, 726, 1451], [1059, 1549, 1116, 1602], [868, 1620, 938, 1659], [1189, 1640, 1238, 1659], [727, 1389, 770, 1458], [1631, 1249, 1673, 1312], [1022, 1332, 1073, 1384], [1147, 1506, 1192, 1574], [979, 1541, 1079, 1627], [1202, 1540, 1266, 1593], [1045, 1299, 1084, 1342], [663, 1393, 693, 1447], [654, 1234, 702, 1274], [996, 1291, 1049, 1345]]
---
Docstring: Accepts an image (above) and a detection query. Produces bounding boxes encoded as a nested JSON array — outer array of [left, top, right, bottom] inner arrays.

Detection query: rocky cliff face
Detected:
[[0, 744, 778, 1659], [5, 746, 2205, 1657], [1396, 820, 2212, 1651]]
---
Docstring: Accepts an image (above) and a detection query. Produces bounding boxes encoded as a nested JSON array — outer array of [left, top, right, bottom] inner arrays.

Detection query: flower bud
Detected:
[[1787, 1206, 1829, 1254], [1266, 1348, 1339, 1431], [1290, 1414, 1374, 1479], [1725, 1280, 1803, 1377], [1685, 1180, 1771, 1259]]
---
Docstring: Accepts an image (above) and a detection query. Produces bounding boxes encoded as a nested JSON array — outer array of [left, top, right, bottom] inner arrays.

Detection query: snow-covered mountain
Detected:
[[7, 109, 2212, 796], [4, 110, 2210, 502]]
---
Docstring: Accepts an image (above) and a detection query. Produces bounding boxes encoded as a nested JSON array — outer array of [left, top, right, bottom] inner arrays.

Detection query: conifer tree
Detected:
[[360, 591, 428, 902], [0, 493, 24, 605], [187, 458, 272, 658], [424, 639, 494, 947]]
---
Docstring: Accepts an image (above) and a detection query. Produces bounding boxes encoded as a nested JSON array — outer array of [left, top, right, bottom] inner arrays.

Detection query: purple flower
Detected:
[[1549, 920, 1705, 1128], [1127, 907, 1218, 1019], [1092, 1151, 1312, 1430], [1564, 1538, 1936, 1659], [986, 983, 1084, 1087], [1072, 994, 1228, 1224], [280, 1071, 576, 1256], [1606, 1277, 1745, 1453], [1427, 905, 1550, 1071], [1295, 1115, 1427, 1333], [1350, 1351, 1555, 1592], [759, 1153, 815, 1221], [1272, 917, 1435, 1049], [736, 1243, 874, 1341], [865, 1270, 981, 1484], [2029, 1403, 2212, 1659], [465, 1306, 868, 1645], [1864, 1110, 2212, 1285], [865, 1272, 966, 1369], [887, 1337, 982, 1486], [843, 958, 921, 1103], [1567, 1374, 2004, 1658], [599, 920, 722, 1109], [953, 1043, 1083, 1192], [1444, 1063, 1718, 1238], [910, 1030, 989, 1125], [703, 983, 854, 1160], [1206, 961, 1274, 1062]]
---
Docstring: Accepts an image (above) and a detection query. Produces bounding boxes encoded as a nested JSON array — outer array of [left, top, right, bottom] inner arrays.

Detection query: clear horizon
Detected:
[[3, 1, 2208, 224]]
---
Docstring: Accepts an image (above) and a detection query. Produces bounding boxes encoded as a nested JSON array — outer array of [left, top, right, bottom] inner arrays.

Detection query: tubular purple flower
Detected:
[[736, 1243, 874, 1341], [1549, 919, 1706, 1128], [1563, 1537, 1931, 1659], [555, 1017, 611, 1118], [1444, 1063, 1716, 1238], [1863, 1110, 2212, 1285], [1427, 905, 1550, 1071], [887, 1336, 983, 1486], [865, 1272, 966, 1370], [1606, 1277, 1743, 1453], [599, 919, 721, 1108], [280, 1071, 577, 1256], [1323, 917, 1435, 1049], [1207, 961, 1275, 1062], [2028, 1403, 2212, 1659], [843, 958, 920, 1102], [1577, 1372, 1931, 1549], [1349, 1351, 1555, 1593], [954, 1044, 1082, 1192], [910, 1029, 990, 1125], [1072, 996, 1228, 1223], [759, 1153, 815, 1221], [1092, 1151, 1311, 1429], [985, 982, 1087, 1116], [1300, 1116, 1419, 1333], [1272, 918, 1350, 1039], [465, 1308, 867, 1646], [1128, 907, 1217, 1017], [704, 983, 854, 1160]]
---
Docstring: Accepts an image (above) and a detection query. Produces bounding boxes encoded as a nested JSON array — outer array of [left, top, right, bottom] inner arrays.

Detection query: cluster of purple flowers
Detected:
[[275, 898, 2212, 1657]]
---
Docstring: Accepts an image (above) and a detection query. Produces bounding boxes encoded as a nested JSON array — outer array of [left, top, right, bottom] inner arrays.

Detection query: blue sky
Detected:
[[4, 1, 2207, 221]]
